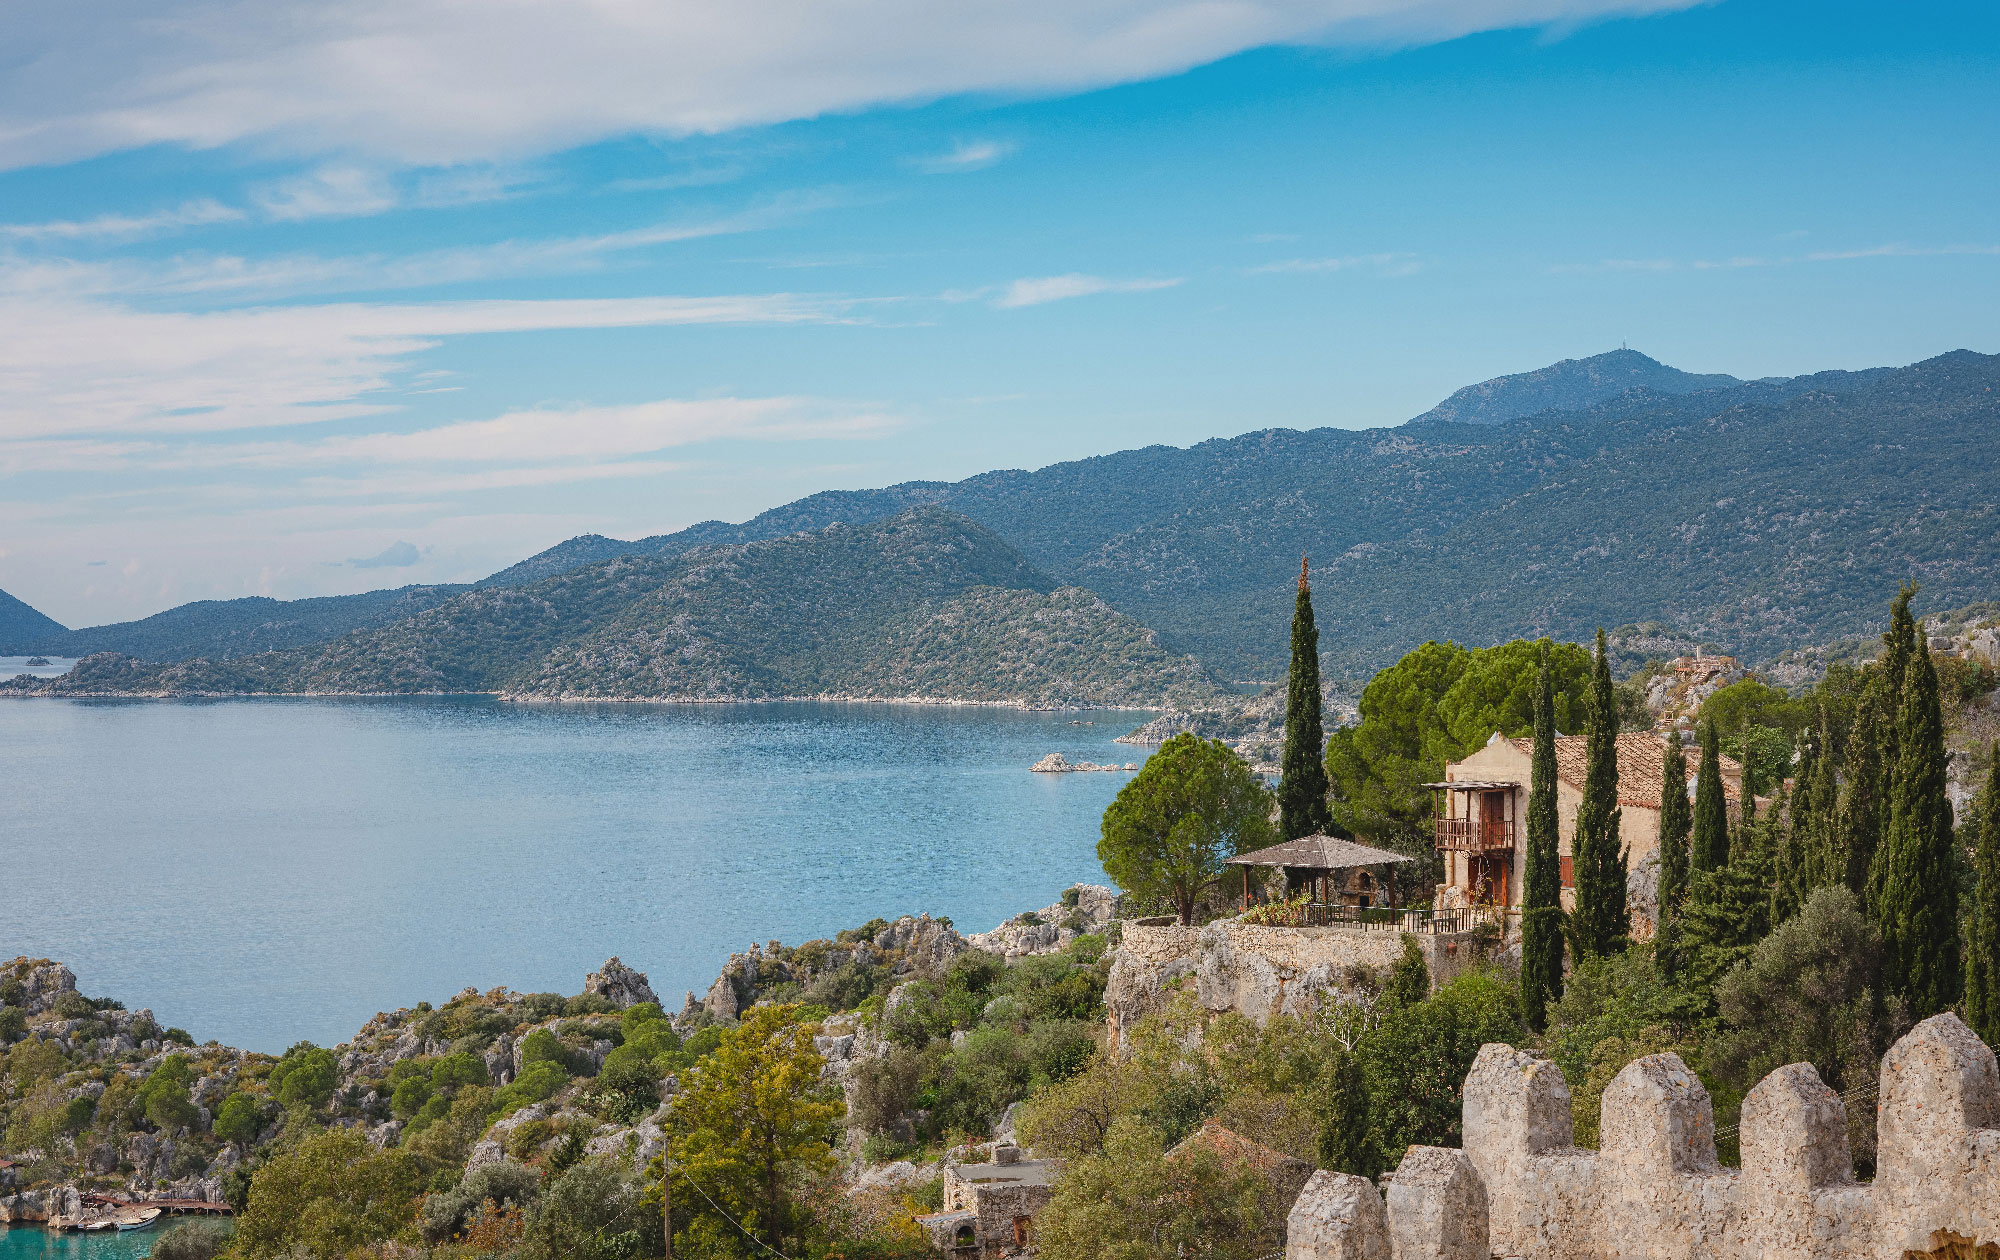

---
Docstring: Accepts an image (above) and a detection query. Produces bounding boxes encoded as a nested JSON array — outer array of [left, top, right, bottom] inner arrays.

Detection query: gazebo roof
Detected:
[[1225, 833, 1414, 870]]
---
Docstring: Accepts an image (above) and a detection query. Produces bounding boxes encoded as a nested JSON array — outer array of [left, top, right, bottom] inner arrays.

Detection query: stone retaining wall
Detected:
[[1105, 918, 1487, 1044]]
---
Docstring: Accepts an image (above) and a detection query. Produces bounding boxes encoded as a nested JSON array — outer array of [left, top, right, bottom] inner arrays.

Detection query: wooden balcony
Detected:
[[1434, 817, 1516, 852]]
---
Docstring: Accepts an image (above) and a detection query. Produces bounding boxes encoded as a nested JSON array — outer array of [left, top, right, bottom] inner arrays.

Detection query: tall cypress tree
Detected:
[[1279, 556, 1333, 841], [1844, 674, 1887, 906], [1878, 582, 1919, 798], [1767, 779, 1802, 925], [1569, 628, 1628, 958], [1655, 734, 1692, 982], [1965, 747, 2000, 1046], [1875, 643, 1961, 1018], [1682, 781, 1776, 998], [1691, 719, 1730, 873], [1803, 706, 1841, 892], [1520, 644, 1566, 1032]]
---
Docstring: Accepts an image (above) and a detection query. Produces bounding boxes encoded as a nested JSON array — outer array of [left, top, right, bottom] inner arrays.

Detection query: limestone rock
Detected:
[[1385, 1146, 1486, 1260], [584, 957, 658, 1008], [966, 885, 1120, 958], [1286, 1170, 1390, 1260]]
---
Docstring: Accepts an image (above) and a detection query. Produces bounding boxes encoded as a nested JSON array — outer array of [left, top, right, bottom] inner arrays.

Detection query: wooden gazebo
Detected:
[[1225, 833, 1416, 912]]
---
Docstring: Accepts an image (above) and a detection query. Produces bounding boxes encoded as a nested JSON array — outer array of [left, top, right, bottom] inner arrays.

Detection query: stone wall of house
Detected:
[[1105, 919, 1488, 1046], [1285, 1012, 2000, 1260]]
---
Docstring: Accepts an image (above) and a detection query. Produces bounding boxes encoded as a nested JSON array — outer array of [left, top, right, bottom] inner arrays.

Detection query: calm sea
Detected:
[[0, 697, 1149, 1054], [0, 1223, 173, 1259]]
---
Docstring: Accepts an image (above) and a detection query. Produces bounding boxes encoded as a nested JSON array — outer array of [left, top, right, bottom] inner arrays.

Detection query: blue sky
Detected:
[[2, 0, 1996, 627]]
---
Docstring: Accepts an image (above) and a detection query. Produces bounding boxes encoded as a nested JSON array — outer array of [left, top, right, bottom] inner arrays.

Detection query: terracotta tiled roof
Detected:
[[1168, 1122, 1313, 1197], [1506, 733, 1742, 809]]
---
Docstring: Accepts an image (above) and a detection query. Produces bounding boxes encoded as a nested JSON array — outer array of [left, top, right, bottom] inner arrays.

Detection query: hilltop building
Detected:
[[1428, 730, 1744, 916]]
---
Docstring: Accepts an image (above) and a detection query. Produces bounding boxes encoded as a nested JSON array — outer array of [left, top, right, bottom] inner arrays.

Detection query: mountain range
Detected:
[[9, 511, 1225, 706], [7, 346, 1997, 692]]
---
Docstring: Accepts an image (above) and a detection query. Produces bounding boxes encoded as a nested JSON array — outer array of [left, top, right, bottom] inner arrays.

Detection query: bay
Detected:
[[0, 1223, 174, 1260], [0, 697, 1149, 1054]]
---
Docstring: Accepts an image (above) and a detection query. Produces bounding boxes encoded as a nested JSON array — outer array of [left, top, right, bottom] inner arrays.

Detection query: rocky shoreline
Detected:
[[0, 886, 1127, 1228]]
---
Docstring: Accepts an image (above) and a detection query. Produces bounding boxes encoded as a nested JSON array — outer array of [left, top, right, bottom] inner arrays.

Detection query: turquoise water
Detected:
[[0, 1223, 169, 1259], [0, 697, 1148, 1053]]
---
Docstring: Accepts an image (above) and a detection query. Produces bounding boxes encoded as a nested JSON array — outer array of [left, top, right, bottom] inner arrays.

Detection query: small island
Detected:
[[1030, 753, 1138, 773], [23, 657, 50, 667]]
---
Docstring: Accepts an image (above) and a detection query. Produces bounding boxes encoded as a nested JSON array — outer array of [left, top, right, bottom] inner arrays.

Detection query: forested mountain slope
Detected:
[[0, 588, 66, 647], [4, 585, 469, 660], [10, 511, 1224, 706], [1403, 347, 1745, 426], [492, 351, 1999, 679]]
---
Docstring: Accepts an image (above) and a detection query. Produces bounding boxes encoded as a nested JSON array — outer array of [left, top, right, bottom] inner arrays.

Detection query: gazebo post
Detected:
[[1242, 865, 1250, 910]]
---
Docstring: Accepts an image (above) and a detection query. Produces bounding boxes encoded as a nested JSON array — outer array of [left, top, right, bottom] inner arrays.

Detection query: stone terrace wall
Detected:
[[1285, 1012, 2000, 1260], [1105, 918, 1486, 1045]]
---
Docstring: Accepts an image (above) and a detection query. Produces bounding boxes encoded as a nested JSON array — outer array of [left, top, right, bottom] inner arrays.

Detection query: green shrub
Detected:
[[270, 1042, 339, 1110], [149, 1221, 231, 1260], [214, 1092, 263, 1145], [493, 1059, 569, 1116], [0, 1007, 25, 1042]]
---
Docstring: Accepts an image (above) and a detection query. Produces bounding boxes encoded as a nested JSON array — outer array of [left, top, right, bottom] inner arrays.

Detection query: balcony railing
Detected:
[[1434, 817, 1517, 852]]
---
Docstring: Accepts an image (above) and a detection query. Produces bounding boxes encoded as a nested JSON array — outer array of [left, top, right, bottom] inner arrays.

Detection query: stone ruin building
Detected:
[[1285, 1012, 1998, 1260], [916, 1143, 1057, 1258]]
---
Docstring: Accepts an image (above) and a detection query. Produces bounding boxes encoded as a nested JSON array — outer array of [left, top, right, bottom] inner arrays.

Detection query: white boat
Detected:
[[118, 1208, 163, 1231]]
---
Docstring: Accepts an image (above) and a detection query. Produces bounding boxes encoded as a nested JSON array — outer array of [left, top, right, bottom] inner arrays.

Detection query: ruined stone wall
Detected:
[[1105, 919, 1486, 1045], [1285, 1013, 2000, 1260]]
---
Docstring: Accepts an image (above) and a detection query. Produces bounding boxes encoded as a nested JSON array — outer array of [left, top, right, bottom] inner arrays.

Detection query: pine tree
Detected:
[[1965, 748, 2000, 1046], [1690, 719, 1730, 873], [1655, 734, 1692, 982], [1278, 556, 1333, 842], [1569, 628, 1628, 959], [1874, 643, 1962, 1018], [1519, 644, 1566, 1032], [1844, 674, 1887, 906]]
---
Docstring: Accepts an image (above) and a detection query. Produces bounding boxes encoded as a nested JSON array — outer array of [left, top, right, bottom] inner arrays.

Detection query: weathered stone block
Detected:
[[1597, 1053, 1734, 1260], [1386, 1146, 1486, 1260], [1287, 1169, 1389, 1260], [1876, 1013, 2000, 1255]]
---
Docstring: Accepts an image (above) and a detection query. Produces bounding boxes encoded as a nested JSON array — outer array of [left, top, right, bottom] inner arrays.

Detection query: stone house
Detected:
[[915, 1145, 1057, 1257], [1430, 731, 1744, 919]]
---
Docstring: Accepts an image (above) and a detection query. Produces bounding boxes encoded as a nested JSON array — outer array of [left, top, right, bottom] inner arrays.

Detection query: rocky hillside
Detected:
[[0, 589, 65, 648], [5, 584, 469, 662], [4, 510, 1226, 707], [1403, 348, 1746, 426]]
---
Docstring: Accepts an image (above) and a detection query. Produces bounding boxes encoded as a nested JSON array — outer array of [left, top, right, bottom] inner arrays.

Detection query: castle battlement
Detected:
[[1287, 1013, 2000, 1260]]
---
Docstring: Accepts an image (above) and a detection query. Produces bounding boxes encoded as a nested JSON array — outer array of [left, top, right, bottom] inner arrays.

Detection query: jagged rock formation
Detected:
[[965, 885, 1120, 959], [1286, 1012, 2000, 1259], [583, 958, 657, 1008], [685, 914, 970, 1025]]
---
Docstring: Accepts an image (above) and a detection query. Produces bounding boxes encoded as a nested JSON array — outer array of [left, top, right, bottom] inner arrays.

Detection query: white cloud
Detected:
[[993, 273, 1183, 308], [255, 165, 399, 220], [0, 292, 856, 440], [0, 0, 1705, 170], [1245, 252, 1418, 275], [0, 189, 848, 301], [915, 140, 1016, 174], [0, 199, 244, 241]]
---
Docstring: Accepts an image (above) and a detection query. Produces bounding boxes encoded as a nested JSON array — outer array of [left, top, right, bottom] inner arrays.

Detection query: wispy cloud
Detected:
[[1245, 252, 1420, 276], [992, 273, 1182, 308], [348, 540, 421, 567], [1554, 242, 2000, 274], [255, 166, 400, 221], [914, 140, 1015, 174], [0, 292, 859, 440], [0, 189, 851, 302], [0, 0, 1708, 171], [0, 199, 244, 241]]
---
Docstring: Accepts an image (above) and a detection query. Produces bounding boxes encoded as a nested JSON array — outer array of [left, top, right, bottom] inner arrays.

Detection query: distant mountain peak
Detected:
[[1406, 348, 1744, 427]]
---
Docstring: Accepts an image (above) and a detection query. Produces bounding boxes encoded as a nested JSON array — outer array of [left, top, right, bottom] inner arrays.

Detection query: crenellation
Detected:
[[1286, 1012, 2000, 1260]]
